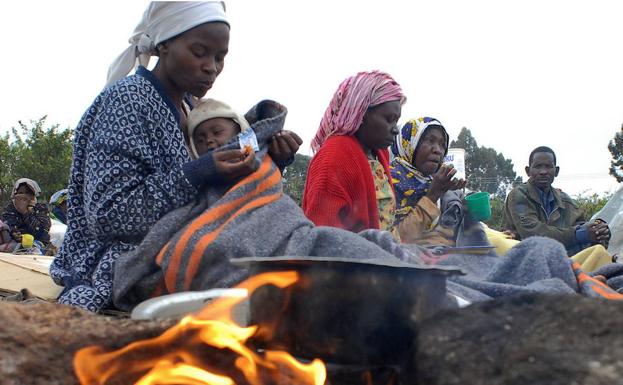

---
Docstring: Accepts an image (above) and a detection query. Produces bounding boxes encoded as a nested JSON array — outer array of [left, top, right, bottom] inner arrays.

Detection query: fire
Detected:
[[74, 271, 326, 385]]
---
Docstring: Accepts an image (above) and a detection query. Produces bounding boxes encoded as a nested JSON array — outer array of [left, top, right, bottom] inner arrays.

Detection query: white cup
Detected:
[[443, 148, 466, 181]]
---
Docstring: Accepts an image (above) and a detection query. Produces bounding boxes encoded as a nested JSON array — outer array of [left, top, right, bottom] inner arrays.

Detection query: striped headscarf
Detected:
[[106, 1, 229, 89], [311, 70, 405, 153]]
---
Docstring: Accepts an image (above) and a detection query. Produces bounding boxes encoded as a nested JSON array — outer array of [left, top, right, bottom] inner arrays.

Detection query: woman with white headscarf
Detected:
[[50, 1, 301, 312]]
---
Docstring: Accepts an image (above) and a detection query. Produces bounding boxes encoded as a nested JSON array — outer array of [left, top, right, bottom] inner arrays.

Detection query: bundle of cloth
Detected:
[[112, 100, 425, 310]]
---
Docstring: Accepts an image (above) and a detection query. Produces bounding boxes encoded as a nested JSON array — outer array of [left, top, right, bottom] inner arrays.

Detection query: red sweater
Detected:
[[302, 135, 393, 232]]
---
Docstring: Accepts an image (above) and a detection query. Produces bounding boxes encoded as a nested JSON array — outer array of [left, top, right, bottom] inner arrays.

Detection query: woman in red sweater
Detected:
[[302, 71, 405, 233]]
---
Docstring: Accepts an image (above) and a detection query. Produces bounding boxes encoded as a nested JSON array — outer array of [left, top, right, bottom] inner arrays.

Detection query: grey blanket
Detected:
[[438, 236, 623, 302]]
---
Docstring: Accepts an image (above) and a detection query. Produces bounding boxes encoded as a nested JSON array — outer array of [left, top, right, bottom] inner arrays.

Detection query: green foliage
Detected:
[[484, 195, 506, 231], [609, 124, 623, 183], [451, 127, 522, 199], [573, 191, 612, 220], [282, 154, 311, 206], [0, 134, 19, 203], [0, 117, 73, 206]]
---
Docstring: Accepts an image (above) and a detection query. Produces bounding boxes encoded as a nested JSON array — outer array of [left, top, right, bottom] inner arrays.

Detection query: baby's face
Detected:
[[193, 118, 241, 156]]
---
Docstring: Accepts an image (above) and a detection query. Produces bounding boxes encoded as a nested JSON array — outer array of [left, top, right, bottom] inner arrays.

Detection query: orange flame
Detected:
[[74, 271, 326, 385]]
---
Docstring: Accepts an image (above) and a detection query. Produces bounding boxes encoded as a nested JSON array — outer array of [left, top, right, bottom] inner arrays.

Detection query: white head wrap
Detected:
[[105, 1, 229, 89], [12, 178, 42, 197], [187, 98, 250, 158]]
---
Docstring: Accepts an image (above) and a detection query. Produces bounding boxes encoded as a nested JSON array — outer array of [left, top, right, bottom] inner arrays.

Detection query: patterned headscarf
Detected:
[[106, 1, 229, 89], [390, 117, 449, 217], [49, 189, 69, 206], [311, 70, 405, 153]]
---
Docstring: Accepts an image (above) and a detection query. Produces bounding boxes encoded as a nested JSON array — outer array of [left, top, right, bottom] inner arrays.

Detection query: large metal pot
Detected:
[[232, 256, 462, 366]]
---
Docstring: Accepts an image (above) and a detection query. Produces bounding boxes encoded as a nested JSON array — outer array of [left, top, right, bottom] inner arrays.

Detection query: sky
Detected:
[[1, 0, 622, 197]]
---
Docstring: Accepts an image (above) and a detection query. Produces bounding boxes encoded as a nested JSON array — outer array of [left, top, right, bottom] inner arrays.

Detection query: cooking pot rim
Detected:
[[231, 256, 463, 276]]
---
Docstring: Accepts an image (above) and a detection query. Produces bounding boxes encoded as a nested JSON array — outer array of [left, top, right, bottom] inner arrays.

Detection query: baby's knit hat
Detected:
[[187, 98, 251, 158]]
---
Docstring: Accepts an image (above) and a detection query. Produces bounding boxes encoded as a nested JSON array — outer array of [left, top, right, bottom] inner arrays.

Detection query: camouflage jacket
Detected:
[[503, 182, 586, 255]]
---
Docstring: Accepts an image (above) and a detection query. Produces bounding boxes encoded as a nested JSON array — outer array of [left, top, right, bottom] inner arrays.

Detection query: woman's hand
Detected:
[[214, 148, 258, 180], [426, 164, 466, 202], [268, 131, 303, 164]]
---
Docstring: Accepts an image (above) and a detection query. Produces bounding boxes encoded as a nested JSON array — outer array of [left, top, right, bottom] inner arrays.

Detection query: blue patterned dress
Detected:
[[50, 66, 201, 312]]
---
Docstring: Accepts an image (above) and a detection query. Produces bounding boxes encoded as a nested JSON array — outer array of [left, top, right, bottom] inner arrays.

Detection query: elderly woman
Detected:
[[391, 117, 467, 245], [50, 1, 301, 312], [302, 70, 404, 233]]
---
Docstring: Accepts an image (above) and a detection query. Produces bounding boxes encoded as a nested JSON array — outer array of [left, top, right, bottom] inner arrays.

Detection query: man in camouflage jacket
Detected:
[[504, 146, 610, 256]]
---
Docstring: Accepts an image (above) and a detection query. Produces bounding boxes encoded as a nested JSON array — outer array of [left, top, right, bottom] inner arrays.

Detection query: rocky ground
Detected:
[[415, 293, 623, 385], [1, 293, 622, 384]]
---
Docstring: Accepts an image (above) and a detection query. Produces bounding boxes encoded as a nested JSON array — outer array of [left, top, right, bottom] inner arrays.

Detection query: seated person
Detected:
[[503, 146, 612, 269], [302, 71, 404, 234], [49, 189, 68, 225], [1, 178, 51, 253], [390, 117, 468, 246]]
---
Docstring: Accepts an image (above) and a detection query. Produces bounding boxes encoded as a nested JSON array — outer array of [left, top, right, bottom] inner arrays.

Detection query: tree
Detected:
[[574, 191, 613, 220], [484, 195, 506, 231], [0, 134, 19, 204], [282, 154, 311, 206], [608, 124, 623, 183], [450, 127, 521, 198], [0, 117, 73, 206]]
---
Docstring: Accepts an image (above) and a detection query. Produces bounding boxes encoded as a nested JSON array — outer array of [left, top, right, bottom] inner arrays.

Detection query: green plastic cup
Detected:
[[465, 192, 491, 222]]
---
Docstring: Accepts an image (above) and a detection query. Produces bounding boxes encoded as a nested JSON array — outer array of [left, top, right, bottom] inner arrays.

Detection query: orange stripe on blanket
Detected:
[[164, 157, 276, 292], [155, 241, 171, 265], [156, 157, 270, 265], [180, 171, 282, 291], [182, 190, 282, 291], [573, 262, 623, 300], [591, 285, 623, 300]]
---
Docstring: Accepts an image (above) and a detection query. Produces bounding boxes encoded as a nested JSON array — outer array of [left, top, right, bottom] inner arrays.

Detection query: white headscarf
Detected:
[[12, 178, 41, 197], [105, 1, 229, 89]]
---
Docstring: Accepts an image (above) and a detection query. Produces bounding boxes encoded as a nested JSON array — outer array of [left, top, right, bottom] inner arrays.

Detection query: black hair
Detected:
[[529, 146, 556, 166]]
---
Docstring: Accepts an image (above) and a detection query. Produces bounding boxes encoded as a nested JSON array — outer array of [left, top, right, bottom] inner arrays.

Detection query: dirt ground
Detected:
[[2, 293, 623, 385], [415, 293, 623, 385], [0, 301, 174, 385]]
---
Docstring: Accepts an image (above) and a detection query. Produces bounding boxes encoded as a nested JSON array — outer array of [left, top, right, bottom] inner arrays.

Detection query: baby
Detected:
[[187, 98, 252, 159]]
